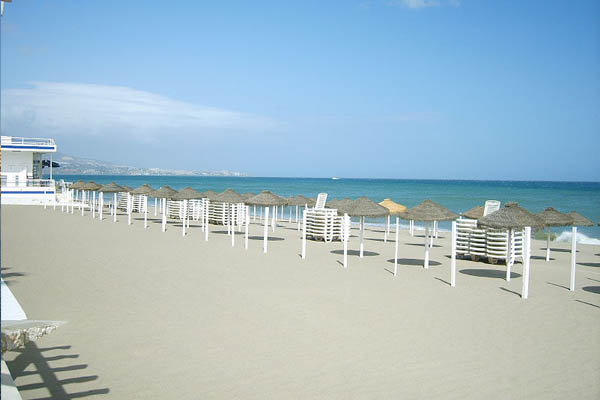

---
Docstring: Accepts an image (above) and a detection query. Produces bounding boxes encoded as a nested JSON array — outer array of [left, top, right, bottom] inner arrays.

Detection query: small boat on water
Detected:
[[331, 177, 340, 180]]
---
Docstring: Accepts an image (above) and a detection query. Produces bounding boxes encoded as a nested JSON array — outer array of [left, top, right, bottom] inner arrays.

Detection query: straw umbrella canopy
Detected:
[[81, 181, 102, 191], [344, 197, 389, 259], [536, 207, 573, 262], [131, 184, 155, 196], [198, 190, 219, 201], [567, 211, 593, 227], [461, 206, 485, 220], [536, 207, 573, 227], [288, 195, 316, 207], [379, 199, 407, 215], [70, 180, 85, 190], [172, 187, 204, 200], [215, 188, 244, 203], [403, 200, 458, 222], [379, 198, 407, 244], [98, 182, 125, 223], [150, 185, 177, 199], [241, 192, 256, 200], [245, 191, 288, 253], [478, 203, 543, 229], [76, 181, 101, 217], [326, 198, 354, 215]]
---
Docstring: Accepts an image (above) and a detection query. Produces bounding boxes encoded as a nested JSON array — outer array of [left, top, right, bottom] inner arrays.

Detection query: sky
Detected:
[[1, 0, 599, 180]]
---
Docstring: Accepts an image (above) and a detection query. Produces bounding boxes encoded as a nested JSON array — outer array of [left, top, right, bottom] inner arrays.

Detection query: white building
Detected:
[[1, 136, 58, 205]]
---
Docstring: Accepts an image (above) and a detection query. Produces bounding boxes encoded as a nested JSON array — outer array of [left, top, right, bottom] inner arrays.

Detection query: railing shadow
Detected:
[[6, 342, 109, 399]]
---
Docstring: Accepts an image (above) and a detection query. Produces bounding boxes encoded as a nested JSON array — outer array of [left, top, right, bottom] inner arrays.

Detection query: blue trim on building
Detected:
[[2, 191, 55, 194], [2, 145, 56, 150]]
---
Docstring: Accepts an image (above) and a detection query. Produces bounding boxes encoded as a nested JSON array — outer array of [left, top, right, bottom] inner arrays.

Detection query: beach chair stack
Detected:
[[456, 200, 525, 264], [304, 193, 344, 242]]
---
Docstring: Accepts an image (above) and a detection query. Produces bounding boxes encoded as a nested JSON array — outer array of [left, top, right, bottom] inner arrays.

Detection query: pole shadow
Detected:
[[459, 269, 521, 279], [547, 282, 570, 291], [434, 277, 451, 286], [386, 258, 441, 267], [331, 249, 379, 257], [575, 300, 600, 309], [578, 262, 600, 268], [582, 286, 600, 294], [499, 287, 522, 297]]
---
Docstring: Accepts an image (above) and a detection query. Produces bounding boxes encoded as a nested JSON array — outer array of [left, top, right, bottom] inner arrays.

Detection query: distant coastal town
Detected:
[[46, 153, 247, 177]]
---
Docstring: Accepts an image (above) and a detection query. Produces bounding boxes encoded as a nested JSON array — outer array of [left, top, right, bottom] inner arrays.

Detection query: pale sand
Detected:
[[2, 205, 599, 399]]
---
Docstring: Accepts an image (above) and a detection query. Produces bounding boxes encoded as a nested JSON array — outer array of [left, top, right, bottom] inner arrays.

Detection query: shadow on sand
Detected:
[[386, 258, 441, 267], [6, 342, 109, 399], [331, 249, 379, 257], [578, 262, 600, 268], [248, 236, 284, 241], [459, 269, 521, 279], [582, 286, 600, 295]]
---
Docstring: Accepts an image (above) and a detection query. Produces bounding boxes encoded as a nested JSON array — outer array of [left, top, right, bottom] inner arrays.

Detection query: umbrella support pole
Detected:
[[394, 217, 399, 276], [154, 198, 157, 216], [162, 198, 167, 232], [506, 229, 512, 282], [264, 207, 269, 253], [113, 193, 117, 223], [359, 216, 364, 258], [99, 193, 103, 221], [546, 229, 551, 262], [144, 196, 148, 229], [385, 215, 389, 243], [272, 206, 276, 232], [204, 201, 209, 241], [343, 214, 350, 268], [296, 205, 299, 223], [245, 206, 249, 250], [570, 226, 577, 291], [182, 200, 187, 237], [301, 210, 306, 259], [451, 221, 457, 286], [128, 193, 132, 225], [231, 205, 235, 247], [424, 223, 430, 269], [92, 192, 96, 219], [289, 206, 292, 223], [522, 227, 531, 299]]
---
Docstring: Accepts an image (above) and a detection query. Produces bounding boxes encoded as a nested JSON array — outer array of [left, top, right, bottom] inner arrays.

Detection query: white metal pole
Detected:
[[204, 200, 209, 241], [570, 226, 577, 291], [301, 209, 306, 259], [264, 206, 269, 254], [385, 215, 390, 243], [71, 190, 74, 214], [231, 204, 235, 247], [271, 205, 276, 232], [162, 198, 167, 232], [245, 206, 249, 250], [506, 229, 512, 282], [296, 205, 299, 223], [182, 200, 187, 237], [546, 229, 551, 262], [144, 196, 148, 229], [113, 193, 117, 222], [451, 221, 457, 287], [359, 216, 364, 258], [154, 198, 157, 216], [343, 214, 350, 268], [424, 222, 430, 269], [128, 193, 132, 225], [522, 226, 531, 299], [253, 205, 256, 222], [99, 192, 103, 221], [92, 191, 96, 218], [394, 217, 399, 276]]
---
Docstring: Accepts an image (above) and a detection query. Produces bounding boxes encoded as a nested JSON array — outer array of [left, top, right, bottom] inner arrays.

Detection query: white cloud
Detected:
[[1, 82, 279, 141]]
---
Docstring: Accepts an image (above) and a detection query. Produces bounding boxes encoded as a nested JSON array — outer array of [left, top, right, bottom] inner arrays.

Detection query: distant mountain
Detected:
[[45, 153, 247, 177]]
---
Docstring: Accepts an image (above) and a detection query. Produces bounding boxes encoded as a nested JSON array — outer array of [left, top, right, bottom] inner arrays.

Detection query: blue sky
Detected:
[[1, 0, 599, 180]]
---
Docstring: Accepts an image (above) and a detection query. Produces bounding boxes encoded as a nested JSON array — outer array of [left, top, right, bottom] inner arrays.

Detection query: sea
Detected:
[[55, 175, 600, 244]]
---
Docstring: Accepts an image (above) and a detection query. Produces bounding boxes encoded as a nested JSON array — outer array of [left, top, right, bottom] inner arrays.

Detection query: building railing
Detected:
[[1, 177, 56, 189], [1, 136, 56, 147]]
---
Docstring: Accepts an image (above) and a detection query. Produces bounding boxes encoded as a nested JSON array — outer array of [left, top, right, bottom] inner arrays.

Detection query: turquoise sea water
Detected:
[[55, 175, 600, 242]]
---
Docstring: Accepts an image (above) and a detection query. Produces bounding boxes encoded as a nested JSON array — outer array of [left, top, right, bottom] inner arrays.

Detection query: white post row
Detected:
[[99, 192, 103, 221], [451, 221, 457, 287], [384, 215, 389, 243], [264, 206, 270, 254], [113, 193, 117, 223], [271, 205, 276, 232], [204, 199, 209, 242], [128, 193, 132, 225], [506, 229, 512, 282], [92, 191, 96, 219], [162, 197, 167, 232], [570, 226, 577, 291], [522, 226, 531, 299], [231, 204, 235, 247], [182, 200, 187, 237], [394, 217, 400, 276]]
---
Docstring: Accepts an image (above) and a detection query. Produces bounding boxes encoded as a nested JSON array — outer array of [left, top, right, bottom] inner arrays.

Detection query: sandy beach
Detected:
[[2, 204, 599, 399]]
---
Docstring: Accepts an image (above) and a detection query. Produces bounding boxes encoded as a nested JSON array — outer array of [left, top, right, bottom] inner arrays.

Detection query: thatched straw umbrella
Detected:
[[568, 211, 593, 227], [288, 195, 316, 227], [537, 207, 573, 262], [245, 191, 288, 253], [401, 200, 457, 272], [150, 186, 178, 232], [461, 206, 485, 220], [98, 182, 125, 222], [69, 180, 85, 214], [345, 197, 389, 259], [379, 199, 407, 243], [326, 198, 354, 215], [198, 190, 219, 201], [172, 187, 204, 237], [478, 203, 542, 299], [131, 184, 155, 229], [215, 189, 246, 244], [80, 181, 101, 217]]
